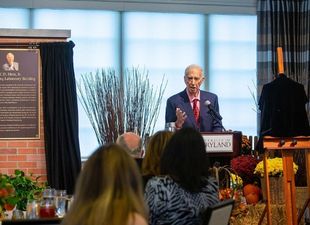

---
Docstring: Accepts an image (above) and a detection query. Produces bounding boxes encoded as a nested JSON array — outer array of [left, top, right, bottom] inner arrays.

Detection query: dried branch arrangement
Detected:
[[77, 67, 167, 145]]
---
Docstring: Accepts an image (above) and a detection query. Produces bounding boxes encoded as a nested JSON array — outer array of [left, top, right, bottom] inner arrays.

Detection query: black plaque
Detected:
[[0, 49, 40, 139]]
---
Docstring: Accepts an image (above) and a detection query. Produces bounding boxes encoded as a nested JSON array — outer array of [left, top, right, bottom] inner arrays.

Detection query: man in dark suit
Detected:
[[2, 52, 19, 71], [165, 64, 223, 132]]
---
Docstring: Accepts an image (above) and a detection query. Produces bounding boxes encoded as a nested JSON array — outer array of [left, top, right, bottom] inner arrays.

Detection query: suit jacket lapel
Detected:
[[200, 92, 208, 122], [180, 89, 197, 128]]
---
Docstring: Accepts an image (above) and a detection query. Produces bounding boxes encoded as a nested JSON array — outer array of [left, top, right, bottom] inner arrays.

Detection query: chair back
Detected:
[[201, 199, 234, 225]]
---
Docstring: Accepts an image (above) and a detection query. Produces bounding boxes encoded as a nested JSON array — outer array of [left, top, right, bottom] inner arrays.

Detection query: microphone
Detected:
[[204, 100, 222, 120]]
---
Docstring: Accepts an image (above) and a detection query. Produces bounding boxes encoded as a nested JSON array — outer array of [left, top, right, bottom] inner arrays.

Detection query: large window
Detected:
[[0, 8, 257, 157], [32, 9, 120, 157], [209, 15, 257, 135], [123, 12, 204, 132], [0, 8, 29, 28]]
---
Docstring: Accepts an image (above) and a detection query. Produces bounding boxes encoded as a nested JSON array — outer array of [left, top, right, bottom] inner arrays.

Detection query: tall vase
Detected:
[[261, 176, 284, 205]]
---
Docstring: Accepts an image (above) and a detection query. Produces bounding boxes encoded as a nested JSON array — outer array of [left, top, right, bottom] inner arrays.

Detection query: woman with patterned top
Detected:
[[141, 130, 174, 187], [144, 127, 220, 225]]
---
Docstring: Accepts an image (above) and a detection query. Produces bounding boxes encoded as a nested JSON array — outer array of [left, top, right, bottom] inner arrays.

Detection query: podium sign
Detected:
[[201, 131, 242, 157], [203, 134, 233, 153]]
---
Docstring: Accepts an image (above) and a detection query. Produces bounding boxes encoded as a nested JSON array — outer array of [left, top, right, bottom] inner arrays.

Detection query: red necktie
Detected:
[[193, 99, 199, 124]]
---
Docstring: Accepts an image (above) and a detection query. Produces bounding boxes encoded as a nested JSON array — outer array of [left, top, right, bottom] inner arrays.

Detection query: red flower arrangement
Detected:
[[230, 155, 259, 184]]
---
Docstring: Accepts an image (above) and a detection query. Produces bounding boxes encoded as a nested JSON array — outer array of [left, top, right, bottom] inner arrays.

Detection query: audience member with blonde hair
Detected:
[[141, 130, 173, 186], [61, 143, 148, 225]]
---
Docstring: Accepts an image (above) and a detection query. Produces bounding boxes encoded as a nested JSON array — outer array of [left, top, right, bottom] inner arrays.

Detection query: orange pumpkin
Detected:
[[245, 192, 259, 204], [243, 184, 260, 196]]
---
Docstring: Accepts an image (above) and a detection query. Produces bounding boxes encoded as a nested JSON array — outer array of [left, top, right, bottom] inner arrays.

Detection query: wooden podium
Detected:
[[261, 136, 310, 225]]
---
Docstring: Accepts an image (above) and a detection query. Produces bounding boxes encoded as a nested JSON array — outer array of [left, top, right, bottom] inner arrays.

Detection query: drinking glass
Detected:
[[165, 122, 176, 132], [12, 209, 24, 220], [26, 199, 40, 219], [66, 195, 74, 211], [55, 190, 67, 218]]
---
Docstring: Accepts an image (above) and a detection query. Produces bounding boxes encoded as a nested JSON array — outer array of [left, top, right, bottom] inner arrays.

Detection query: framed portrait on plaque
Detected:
[[0, 49, 40, 139]]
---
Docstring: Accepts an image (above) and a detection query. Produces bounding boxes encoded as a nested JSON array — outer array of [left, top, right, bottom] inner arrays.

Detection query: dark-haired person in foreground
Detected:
[[144, 127, 219, 225]]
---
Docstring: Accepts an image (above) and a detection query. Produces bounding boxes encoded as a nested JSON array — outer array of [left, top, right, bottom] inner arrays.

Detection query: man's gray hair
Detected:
[[184, 64, 203, 76]]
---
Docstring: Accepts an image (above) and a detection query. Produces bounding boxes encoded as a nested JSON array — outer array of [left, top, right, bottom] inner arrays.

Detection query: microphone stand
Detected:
[[207, 110, 226, 132]]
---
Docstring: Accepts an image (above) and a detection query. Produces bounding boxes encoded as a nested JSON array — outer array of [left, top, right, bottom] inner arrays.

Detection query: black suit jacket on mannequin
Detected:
[[258, 75, 310, 137]]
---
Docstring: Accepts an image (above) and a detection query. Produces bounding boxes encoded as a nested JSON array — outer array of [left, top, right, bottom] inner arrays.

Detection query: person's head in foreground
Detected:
[[161, 127, 211, 192], [61, 143, 148, 225]]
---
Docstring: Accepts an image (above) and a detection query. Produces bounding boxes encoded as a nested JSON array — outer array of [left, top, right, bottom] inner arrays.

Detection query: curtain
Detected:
[[257, 0, 310, 117], [40, 41, 81, 194], [257, 0, 310, 186]]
